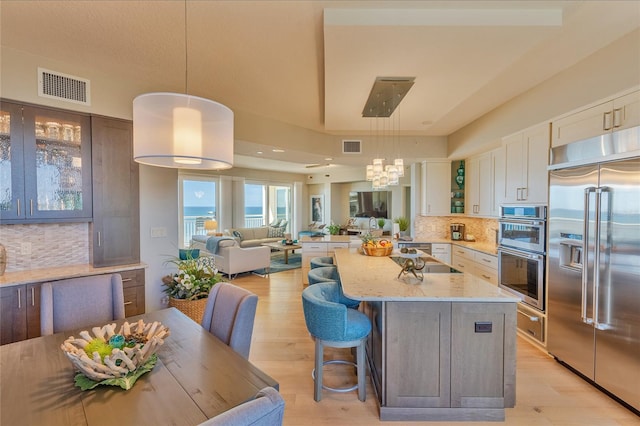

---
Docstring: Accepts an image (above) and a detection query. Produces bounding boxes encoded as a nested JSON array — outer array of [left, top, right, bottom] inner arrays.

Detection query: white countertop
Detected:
[[0, 262, 147, 287], [299, 235, 354, 243], [335, 249, 516, 302]]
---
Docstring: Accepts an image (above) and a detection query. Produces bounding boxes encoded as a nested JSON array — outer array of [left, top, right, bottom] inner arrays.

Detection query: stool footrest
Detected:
[[312, 360, 359, 393]]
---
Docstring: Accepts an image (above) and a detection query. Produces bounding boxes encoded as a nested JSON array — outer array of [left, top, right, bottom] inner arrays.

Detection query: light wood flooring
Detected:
[[232, 269, 639, 425]]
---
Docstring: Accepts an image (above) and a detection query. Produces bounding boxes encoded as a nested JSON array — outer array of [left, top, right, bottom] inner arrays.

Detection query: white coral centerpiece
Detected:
[[61, 319, 170, 382]]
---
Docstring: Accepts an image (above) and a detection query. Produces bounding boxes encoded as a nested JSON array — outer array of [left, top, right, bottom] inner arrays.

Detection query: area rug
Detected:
[[254, 252, 301, 275]]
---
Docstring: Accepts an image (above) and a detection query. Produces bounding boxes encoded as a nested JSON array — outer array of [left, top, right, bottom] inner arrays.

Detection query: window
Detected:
[[245, 182, 291, 229], [180, 176, 217, 247]]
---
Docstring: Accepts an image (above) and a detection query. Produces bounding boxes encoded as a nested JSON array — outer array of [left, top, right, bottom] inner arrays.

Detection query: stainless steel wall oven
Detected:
[[498, 205, 546, 311]]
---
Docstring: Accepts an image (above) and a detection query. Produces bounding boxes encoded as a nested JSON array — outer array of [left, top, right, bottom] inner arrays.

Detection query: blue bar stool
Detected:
[[310, 256, 334, 269], [308, 266, 358, 308], [301, 282, 371, 402]]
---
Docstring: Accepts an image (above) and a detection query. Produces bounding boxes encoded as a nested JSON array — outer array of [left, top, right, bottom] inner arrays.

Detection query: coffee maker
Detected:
[[450, 223, 465, 241]]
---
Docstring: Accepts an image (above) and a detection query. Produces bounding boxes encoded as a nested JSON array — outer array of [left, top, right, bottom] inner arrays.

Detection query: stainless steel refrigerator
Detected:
[[547, 132, 639, 412]]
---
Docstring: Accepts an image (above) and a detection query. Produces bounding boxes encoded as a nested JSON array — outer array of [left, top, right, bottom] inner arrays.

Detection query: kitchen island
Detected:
[[334, 248, 518, 422]]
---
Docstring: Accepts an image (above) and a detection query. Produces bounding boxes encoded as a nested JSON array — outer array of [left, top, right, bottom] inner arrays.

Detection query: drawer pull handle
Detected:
[[482, 258, 491, 263], [17, 288, 21, 309], [122, 278, 133, 282], [481, 274, 491, 280], [517, 310, 540, 322], [31, 287, 35, 306], [124, 301, 133, 306]]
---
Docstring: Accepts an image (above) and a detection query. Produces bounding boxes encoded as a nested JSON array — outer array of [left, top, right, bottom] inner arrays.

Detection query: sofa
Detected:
[[191, 236, 271, 278], [224, 225, 287, 248]]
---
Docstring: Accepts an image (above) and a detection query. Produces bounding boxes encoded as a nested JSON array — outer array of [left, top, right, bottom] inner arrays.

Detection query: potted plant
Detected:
[[162, 254, 223, 323], [377, 218, 386, 230], [326, 222, 341, 235], [394, 217, 409, 235]]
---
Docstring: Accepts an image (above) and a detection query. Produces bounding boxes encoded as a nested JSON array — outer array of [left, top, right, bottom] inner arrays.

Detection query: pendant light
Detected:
[[133, 1, 234, 170]]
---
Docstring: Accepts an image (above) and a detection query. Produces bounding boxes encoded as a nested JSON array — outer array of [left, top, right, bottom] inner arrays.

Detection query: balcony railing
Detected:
[[183, 214, 266, 247]]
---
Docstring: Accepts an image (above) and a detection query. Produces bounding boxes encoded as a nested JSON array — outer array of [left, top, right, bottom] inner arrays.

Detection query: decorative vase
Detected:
[[0, 243, 6, 276], [179, 248, 200, 260], [169, 296, 208, 324], [456, 160, 465, 189]]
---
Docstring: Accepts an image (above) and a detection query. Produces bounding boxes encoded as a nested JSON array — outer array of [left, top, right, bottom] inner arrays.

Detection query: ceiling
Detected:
[[1, 1, 639, 174]]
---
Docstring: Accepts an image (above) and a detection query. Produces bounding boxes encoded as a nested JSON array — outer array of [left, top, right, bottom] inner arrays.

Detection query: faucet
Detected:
[[369, 216, 376, 232]]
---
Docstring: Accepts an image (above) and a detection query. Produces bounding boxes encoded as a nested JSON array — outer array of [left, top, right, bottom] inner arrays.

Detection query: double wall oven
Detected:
[[498, 205, 547, 312]]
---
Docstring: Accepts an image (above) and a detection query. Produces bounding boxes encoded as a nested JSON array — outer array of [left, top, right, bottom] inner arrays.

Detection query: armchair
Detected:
[[213, 240, 271, 278]]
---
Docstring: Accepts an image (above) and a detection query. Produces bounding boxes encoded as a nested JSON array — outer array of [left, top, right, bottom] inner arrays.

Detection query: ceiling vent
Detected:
[[38, 67, 91, 105], [342, 139, 361, 154]]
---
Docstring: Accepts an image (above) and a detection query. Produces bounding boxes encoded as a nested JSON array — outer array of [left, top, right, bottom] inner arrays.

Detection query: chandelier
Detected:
[[363, 77, 413, 190]]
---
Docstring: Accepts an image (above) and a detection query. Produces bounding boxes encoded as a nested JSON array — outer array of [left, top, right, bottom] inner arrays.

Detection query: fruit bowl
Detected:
[[362, 243, 393, 257], [60, 319, 170, 389]]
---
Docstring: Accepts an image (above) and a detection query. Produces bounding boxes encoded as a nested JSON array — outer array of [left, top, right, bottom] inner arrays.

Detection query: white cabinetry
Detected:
[[466, 148, 504, 217], [301, 239, 349, 284], [431, 243, 451, 264], [451, 245, 498, 286], [502, 122, 549, 204], [551, 90, 640, 148], [420, 161, 451, 216]]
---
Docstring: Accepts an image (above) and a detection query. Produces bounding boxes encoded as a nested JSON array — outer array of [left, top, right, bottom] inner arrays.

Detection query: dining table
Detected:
[[0, 307, 278, 426]]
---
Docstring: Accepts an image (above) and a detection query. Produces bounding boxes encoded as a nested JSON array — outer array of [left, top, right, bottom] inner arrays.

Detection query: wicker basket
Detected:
[[169, 296, 209, 324], [362, 244, 393, 257]]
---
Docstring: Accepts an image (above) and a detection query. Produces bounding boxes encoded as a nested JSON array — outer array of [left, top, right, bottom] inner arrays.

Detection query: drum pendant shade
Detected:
[[133, 92, 234, 169]]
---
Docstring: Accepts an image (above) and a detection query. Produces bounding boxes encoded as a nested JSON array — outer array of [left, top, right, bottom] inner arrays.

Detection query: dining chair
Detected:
[[301, 282, 371, 402], [198, 386, 284, 426], [201, 282, 258, 359], [40, 273, 125, 335]]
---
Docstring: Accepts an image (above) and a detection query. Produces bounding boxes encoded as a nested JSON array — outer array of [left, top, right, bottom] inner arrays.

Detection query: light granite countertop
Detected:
[[0, 262, 147, 287], [401, 238, 498, 255], [335, 249, 516, 302]]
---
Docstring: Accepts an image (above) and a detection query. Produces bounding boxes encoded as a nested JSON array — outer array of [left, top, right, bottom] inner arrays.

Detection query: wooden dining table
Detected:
[[0, 307, 278, 426]]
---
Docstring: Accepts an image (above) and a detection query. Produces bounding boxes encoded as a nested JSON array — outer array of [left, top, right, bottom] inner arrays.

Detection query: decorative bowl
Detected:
[[362, 244, 393, 257], [60, 319, 170, 388]]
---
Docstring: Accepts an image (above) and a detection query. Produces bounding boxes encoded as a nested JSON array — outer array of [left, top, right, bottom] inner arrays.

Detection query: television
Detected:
[[349, 191, 390, 218]]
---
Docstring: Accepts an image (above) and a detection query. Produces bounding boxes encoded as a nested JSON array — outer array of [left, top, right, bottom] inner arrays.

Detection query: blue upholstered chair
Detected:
[[201, 282, 258, 359], [301, 282, 371, 402], [310, 256, 334, 269], [40, 274, 125, 335], [308, 266, 359, 309], [198, 386, 285, 426]]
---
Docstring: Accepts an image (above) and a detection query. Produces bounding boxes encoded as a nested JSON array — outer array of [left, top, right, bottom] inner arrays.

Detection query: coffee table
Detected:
[[261, 241, 302, 264]]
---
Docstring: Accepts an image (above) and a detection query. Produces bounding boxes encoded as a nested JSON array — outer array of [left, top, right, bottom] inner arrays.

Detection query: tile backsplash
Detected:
[[0, 223, 89, 272], [414, 215, 498, 244]]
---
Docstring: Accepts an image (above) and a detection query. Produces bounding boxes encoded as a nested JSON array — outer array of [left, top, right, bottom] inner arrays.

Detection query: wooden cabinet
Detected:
[[0, 101, 92, 223], [502, 122, 549, 204], [376, 300, 515, 417], [420, 161, 451, 216], [121, 268, 146, 317], [90, 116, 140, 266], [551, 90, 640, 148], [451, 245, 498, 286], [0, 283, 40, 345]]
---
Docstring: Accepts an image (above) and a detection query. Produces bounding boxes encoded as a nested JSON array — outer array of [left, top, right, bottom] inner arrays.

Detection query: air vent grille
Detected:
[[342, 139, 361, 154], [38, 68, 91, 105]]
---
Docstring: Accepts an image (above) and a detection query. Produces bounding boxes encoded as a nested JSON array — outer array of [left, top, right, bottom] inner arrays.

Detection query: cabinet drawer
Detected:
[[301, 243, 326, 253], [123, 285, 145, 317], [474, 252, 498, 269], [474, 264, 498, 286], [452, 256, 473, 273], [431, 243, 450, 254], [452, 246, 473, 260], [517, 304, 545, 344], [327, 242, 348, 252], [119, 269, 145, 288]]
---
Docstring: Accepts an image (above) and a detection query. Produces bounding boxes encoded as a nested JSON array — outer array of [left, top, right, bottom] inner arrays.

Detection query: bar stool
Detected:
[[310, 256, 334, 269], [301, 282, 371, 402], [308, 267, 358, 308]]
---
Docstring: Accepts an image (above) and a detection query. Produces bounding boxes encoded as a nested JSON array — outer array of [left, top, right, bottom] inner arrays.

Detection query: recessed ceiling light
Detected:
[[325, 157, 333, 161], [421, 120, 433, 126], [272, 149, 285, 153], [256, 151, 263, 154]]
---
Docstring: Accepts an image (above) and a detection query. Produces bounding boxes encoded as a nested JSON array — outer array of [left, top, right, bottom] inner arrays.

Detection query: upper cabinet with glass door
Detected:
[[0, 101, 92, 223]]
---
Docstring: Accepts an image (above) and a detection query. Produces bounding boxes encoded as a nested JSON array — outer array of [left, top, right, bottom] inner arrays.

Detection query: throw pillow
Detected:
[[269, 218, 282, 227], [268, 227, 285, 238], [232, 230, 243, 240], [278, 219, 288, 229]]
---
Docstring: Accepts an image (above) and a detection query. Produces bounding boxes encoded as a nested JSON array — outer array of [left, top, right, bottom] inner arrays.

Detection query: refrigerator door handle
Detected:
[[594, 186, 613, 331], [581, 187, 597, 325]]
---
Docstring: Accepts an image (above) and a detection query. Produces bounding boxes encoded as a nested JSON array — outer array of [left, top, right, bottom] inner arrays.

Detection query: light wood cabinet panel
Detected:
[[91, 116, 140, 267], [451, 302, 516, 408], [386, 301, 451, 408]]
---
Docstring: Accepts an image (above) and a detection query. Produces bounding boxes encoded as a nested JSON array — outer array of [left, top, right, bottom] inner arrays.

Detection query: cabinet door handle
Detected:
[[30, 199, 33, 216], [603, 111, 613, 131], [124, 301, 133, 306], [31, 287, 35, 306], [16, 198, 21, 216], [122, 278, 133, 283], [481, 274, 491, 280], [612, 107, 622, 128], [97, 232, 102, 247], [17, 288, 21, 309]]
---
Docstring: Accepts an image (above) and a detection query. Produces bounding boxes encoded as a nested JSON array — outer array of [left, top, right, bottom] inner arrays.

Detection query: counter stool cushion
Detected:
[[317, 279, 360, 309], [302, 282, 371, 402], [310, 256, 334, 269]]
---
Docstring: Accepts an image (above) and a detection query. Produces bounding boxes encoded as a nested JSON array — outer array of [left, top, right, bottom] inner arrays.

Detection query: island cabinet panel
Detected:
[[385, 301, 452, 408], [451, 302, 516, 408]]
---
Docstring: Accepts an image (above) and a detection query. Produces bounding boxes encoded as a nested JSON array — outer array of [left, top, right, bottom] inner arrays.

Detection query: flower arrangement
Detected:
[[162, 255, 223, 300]]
